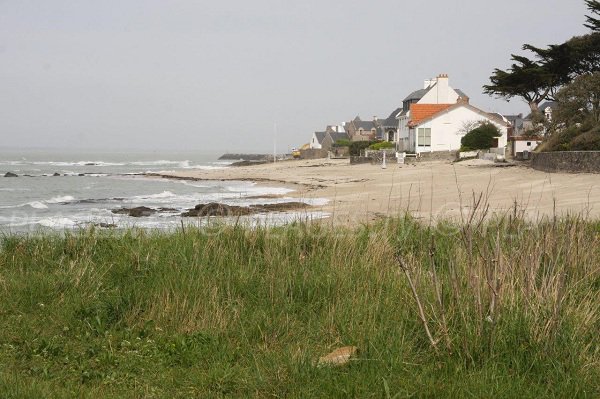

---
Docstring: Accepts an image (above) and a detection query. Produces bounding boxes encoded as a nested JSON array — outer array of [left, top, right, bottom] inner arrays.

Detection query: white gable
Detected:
[[418, 74, 460, 104]]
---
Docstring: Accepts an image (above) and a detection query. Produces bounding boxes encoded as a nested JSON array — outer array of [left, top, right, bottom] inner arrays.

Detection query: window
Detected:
[[527, 141, 531, 146], [417, 128, 431, 146]]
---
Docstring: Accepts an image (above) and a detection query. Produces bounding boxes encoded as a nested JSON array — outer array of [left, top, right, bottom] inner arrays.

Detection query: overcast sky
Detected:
[[0, 1, 591, 153]]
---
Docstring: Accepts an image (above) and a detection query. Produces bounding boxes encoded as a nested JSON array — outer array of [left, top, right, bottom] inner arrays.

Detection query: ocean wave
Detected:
[[38, 217, 78, 228], [131, 191, 177, 201], [46, 195, 76, 204], [0, 201, 49, 210]]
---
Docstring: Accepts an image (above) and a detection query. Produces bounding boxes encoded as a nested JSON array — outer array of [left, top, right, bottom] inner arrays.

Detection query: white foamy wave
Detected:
[[225, 183, 294, 196], [38, 217, 78, 228], [46, 195, 76, 204], [130, 160, 186, 167], [0, 201, 49, 210], [28, 201, 49, 209], [131, 191, 177, 201], [30, 161, 126, 167]]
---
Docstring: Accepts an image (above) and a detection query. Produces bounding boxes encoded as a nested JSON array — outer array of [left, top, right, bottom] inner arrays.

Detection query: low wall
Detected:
[[532, 151, 600, 173], [300, 149, 328, 160], [416, 151, 457, 162]]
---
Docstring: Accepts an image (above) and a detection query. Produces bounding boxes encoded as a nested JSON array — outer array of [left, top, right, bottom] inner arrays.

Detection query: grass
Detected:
[[0, 213, 599, 398]]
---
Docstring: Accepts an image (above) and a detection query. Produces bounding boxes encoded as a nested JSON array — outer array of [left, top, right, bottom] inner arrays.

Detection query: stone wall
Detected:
[[300, 149, 328, 160], [532, 151, 600, 173], [416, 151, 457, 162]]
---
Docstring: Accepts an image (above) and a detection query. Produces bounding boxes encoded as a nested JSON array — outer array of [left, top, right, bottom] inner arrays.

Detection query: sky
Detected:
[[0, 0, 592, 153]]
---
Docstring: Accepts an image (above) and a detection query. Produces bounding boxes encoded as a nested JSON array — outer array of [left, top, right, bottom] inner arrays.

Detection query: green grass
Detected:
[[0, 215, 599, 398]]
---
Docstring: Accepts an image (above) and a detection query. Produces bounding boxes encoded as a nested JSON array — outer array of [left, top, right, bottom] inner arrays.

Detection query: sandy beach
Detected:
[[158, 158, 600, 225]]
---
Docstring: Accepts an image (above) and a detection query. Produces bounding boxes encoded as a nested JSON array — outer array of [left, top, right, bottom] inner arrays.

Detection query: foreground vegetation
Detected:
[[0, 213, 599, 398]]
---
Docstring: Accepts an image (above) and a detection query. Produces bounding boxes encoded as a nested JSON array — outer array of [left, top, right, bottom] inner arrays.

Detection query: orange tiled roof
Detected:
[[408, 104, 453, 127]]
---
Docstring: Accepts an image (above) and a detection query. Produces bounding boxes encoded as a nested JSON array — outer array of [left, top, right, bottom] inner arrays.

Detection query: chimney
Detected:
[[436, 73, 449, 103], [457, 95, 470, 104]]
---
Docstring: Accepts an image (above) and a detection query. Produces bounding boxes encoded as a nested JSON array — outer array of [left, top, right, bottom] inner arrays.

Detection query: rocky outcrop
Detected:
[[218, 153, 271, 161], [112, 206, 157, 217], [230, 160, 269, 167], [181, 202, 309, 217], [4, 172, 18, 177]]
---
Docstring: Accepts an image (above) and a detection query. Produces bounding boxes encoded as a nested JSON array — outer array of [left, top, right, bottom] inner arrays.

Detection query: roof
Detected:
[[539, 101, 557, 111], [328, 132, 349, 142], [381, 114, 399, 128], [408, 104, 453, 127], [455, 89, 468, 98], [355, 121, 376, 130], [403, 88, 428, 102], [408, 102, 510, 128], [314, 131, 326, 143], [403, 86, 469, 103]]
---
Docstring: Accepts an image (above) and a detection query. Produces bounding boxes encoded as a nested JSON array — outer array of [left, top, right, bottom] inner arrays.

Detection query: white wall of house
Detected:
[[397, 114, 410, 150], [514, 139, 541, 153], [411, 106, 508, 154], [310, 133, 322, 149]]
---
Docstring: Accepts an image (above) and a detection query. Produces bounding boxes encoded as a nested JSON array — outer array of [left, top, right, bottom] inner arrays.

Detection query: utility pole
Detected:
[[273, 122, 277, 163]]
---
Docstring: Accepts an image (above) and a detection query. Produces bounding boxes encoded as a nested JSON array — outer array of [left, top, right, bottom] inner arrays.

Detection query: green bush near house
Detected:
[[368, 141, 395, 150], [349, 140, 375, 156], [333, 139, 351, 147], [461, 122, 502, 150]]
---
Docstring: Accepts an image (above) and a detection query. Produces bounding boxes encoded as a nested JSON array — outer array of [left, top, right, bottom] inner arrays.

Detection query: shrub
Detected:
[[333, 139, 351, 147], [369, 141, 395, 150], [349, 140, 375, 156], [461, 122, 501, 150]]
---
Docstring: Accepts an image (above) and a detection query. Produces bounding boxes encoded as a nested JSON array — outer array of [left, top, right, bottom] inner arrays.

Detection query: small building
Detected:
[[509, 136, 543, 159], [310, 131, 327, 149]]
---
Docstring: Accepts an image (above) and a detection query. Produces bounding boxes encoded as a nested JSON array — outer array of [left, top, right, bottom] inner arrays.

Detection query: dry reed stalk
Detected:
[[395, 253, 438, 351]]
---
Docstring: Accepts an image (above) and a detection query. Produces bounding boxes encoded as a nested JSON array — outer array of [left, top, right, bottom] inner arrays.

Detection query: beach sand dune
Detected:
[[158, 159, 600, 225]]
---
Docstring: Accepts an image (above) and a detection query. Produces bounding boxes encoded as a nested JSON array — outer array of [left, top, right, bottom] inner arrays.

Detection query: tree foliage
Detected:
[[542, 72, 600, 151], [460, 122, 501, 151], [484, 1, 600, 112]]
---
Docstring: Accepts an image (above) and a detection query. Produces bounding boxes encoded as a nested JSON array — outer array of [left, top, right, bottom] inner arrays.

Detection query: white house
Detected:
[[397, 74, 509, 153], [310, 132, 326, 149]]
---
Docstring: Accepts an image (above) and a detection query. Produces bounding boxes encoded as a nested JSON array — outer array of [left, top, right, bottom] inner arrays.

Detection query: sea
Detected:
[[0, 150, 328, 234]]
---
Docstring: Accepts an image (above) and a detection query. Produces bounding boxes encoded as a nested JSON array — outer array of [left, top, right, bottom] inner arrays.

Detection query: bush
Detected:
[[368, 141, 395, 150], [349, 140, 375, 156], [542, 125, 600, 152], [460, 122, 501, 150], [333, 139, 351, 147]]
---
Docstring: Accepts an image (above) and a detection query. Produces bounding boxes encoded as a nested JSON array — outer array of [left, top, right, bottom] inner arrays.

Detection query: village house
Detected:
[[376, 109, 402, 142], [309, 125, 349, 151], [345, 117, 378, 142], [396, 74, 509, 154]]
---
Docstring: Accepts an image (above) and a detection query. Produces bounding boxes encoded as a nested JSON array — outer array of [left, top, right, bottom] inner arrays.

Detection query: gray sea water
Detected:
[[0, 150, 328, 233]]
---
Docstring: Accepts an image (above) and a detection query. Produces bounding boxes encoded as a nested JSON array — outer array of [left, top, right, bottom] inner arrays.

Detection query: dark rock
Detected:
[[52, 172, 61, 176], [98, 223, 117, 228], [230, 160, 269, 167], [157, 207, 179, 213], [218, 153, 271, 161], [182, 202, 253, 217], [181, 201, 309, 217], [4, 172, 18, 177], [112, 206, 157, 217]]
